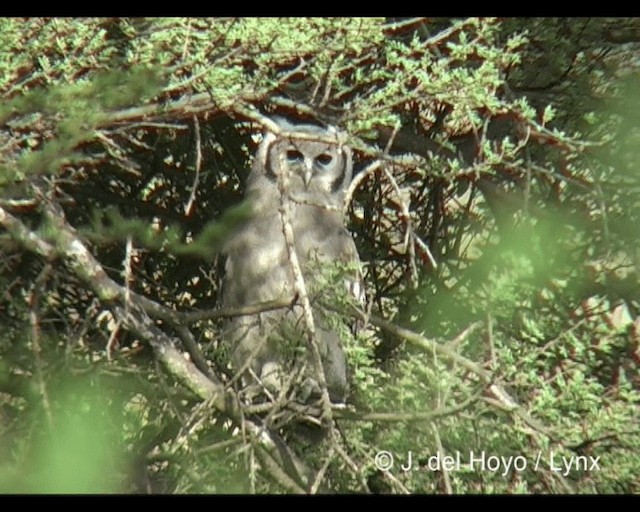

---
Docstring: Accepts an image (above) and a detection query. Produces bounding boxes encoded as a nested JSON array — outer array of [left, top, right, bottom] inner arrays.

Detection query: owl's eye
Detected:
[[316, 154, 333, 166], [286, 149, 304, 164]]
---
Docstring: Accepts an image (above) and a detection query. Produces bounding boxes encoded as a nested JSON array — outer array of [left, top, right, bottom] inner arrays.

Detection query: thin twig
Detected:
[[382, 467, 412, 494], [383, 122, 402, 156], [28, 263, 54, 429], [338, 389, 482, 423], [486, 312, 496, 370], [309, 446, 336, 494], [348, 308, 558, 440], [317, 56, 338, 109], [275, 142, 335, 428], [343, 160, 382, 214], [382, 165, 418, 288], [381, 17, 428, 33], [431, 423, 453, 494], [95, 132, 142, 176], [124, 235, 133, 313], [181, 19, 192, 62], [414, 234, 438, 270], [0, 201, 320, 491], [254, 445, 307, 494], [332, 441, 370, 492], [179, 296, 296, 323], [185, 115, 202, 216]]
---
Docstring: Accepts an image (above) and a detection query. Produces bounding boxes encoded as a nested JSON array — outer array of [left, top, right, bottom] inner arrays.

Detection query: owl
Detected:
[[220, 118, 363, 408]]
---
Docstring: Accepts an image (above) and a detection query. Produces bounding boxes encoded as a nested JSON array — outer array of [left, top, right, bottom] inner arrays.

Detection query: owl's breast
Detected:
[[222, 214, 294, 306], [221, 200, 357, 308], [292, 205, 355, 261]]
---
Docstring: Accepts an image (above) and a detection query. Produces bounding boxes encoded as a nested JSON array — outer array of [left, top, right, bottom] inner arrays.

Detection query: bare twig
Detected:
[[185, 115, 202, 217], [95, 132, 142, 176], [336, 389, 482, 422], [0, 206, 57, 259], [431, 423, 453, 494], [342, 155, 435, 274], [105, 318, 122, 361], [383, 122, 402, 156], [444, 321, 483, 351], [28, 263, 54, 429], [414, 234, 438, 270], [382, 165, 418, 288], [254, 445, 307, 494], [0, 202, 317, 491], [179, 296, 296, 323], [317, 56, 339, 109], [275, 142, 335, 428], [271, 96, 318, 119], [233, 104, 351, 148], [309, 446, 336, 494], [419, 17, 485, 49], [346, 307, 557, 440], [99, 92, 220, 125], [486, 312, 496, 370], [123, 235, 133, 312], [181, 19, 192, 62], [332, 441, 370, 492], [381, 17, 428, 33], [0, 198, 39, 212], [343, 160, 383, 213], [381, 467, 411, 494]]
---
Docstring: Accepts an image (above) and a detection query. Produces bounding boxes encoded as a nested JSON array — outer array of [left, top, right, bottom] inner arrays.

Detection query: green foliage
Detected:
[[0, 367, 131, 493], [1, 67, 165, 184], [83, 199, 253, 260]]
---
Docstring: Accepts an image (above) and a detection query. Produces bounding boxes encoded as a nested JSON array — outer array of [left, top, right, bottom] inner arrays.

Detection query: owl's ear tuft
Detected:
[[339, 144, 353, 190]]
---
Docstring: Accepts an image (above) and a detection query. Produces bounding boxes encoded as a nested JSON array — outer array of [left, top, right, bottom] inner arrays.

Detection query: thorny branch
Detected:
[[0, 202, 316, 493], [0, 176, 557, 493], [2, 195, 563, 492], [274, 136, 336, 431], [0, 199, 559, 441], [185, 115, 203, 217], [28, 263, 54, 429]]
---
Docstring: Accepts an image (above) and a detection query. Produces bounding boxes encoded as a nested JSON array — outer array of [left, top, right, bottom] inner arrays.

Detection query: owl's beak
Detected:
[[303, 164, 313, 188]]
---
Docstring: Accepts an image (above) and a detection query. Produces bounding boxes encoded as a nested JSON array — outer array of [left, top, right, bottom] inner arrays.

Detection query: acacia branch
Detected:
[[333, 302, 558, 441], [275, 142, 335, 428], [177, 297, 296, 323], [98, 92, 219, 126], [0, 202, 317, 491], [184, 114, 202, 217], [336, 389, 482, 422], [28, 263, 54, 430]]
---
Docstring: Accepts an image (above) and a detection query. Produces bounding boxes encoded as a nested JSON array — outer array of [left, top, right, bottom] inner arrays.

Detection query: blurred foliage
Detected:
[[0, 365, 131, 493], [0, 17, 639, 493]]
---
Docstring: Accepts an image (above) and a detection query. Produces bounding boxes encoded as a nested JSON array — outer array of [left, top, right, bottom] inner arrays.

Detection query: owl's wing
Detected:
[[336, 225, 365, 301], [346, 249, 366, 309], [328, 226, 366, 335]]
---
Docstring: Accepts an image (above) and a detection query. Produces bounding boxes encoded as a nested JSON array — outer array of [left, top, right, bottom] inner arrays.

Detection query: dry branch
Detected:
[[0, 202, 318, 492]]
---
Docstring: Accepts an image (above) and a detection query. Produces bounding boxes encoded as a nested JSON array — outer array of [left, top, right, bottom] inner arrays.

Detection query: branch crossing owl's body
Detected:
[[220, 119, 363, 406]]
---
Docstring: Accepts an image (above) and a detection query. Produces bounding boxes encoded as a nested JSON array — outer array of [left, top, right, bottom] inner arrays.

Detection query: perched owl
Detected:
[[220, 118, 363, 407]]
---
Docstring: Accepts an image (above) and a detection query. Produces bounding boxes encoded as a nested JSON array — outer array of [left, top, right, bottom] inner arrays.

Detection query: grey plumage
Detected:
[[220, 119, 363, 406]]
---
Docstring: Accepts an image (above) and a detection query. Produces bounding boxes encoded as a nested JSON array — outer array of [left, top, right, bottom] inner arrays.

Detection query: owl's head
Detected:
[[249, 118, 353, 206]]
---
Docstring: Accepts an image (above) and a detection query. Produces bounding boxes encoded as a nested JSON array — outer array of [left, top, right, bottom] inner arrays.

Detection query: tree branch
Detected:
[[0, 202, 318, 492], [332, 302, 559, 441], [275, 138, 335, 427]]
